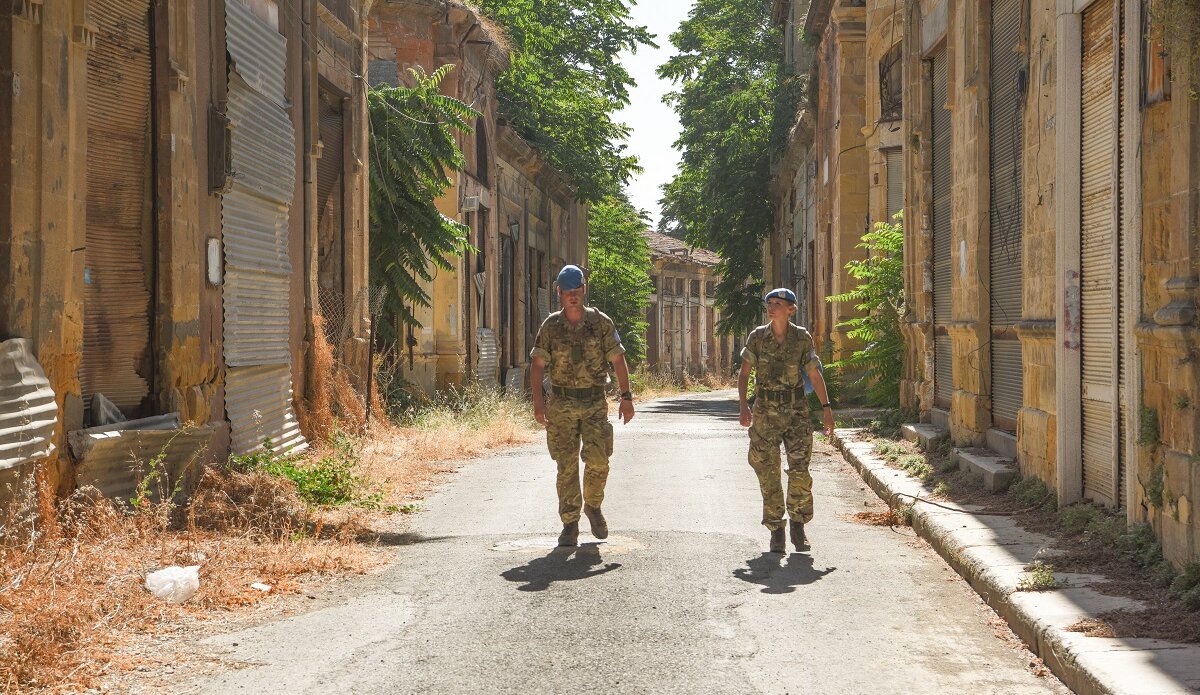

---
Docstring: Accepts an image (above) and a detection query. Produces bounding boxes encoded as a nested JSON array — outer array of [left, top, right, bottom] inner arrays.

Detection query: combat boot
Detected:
[[789, 519, 807, 550], [583, 505, 608, 540], [558, 521, 579, 547], [769, 526, 786, 553]]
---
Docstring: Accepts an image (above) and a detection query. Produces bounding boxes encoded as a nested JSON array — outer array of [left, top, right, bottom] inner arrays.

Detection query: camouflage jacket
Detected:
[[740, 322, 820, 392], [531, 307, 625, 388]]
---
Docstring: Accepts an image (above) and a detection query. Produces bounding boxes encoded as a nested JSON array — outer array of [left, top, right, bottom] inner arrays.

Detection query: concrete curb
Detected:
[[831, 428, 1200, 695]]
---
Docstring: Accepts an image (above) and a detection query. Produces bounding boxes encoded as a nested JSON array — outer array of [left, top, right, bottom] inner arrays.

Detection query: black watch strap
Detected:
[[620, 391, 633, 401], [821, 403, 832, 409]]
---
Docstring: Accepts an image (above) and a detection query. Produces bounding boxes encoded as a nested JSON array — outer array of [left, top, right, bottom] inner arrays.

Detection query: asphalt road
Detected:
[[184, 391, 1066, 694]]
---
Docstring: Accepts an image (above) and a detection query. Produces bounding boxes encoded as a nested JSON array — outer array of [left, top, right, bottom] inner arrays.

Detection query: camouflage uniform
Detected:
[[531, 307, 624, 524], [741, 322, 821, 531]]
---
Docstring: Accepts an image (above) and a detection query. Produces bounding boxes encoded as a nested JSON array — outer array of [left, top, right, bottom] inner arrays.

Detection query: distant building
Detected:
[[643, 231, 734, 375]]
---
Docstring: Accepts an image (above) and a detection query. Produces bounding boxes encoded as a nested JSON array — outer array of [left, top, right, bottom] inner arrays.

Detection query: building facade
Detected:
[[0, 0, 371, 495], [367, 0, 587, 394], [644, 231, 735, 375], [775, 0, 1200, 564]]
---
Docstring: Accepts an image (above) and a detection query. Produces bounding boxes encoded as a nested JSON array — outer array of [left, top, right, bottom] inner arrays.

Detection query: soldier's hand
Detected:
[[618, 399, 634, 424], [534, 406, 547, 426], [822, 407, 835, 437], [739, 404, 752, 428]]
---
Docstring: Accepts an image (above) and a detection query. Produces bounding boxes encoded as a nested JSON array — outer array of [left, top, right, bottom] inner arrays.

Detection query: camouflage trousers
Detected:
[[546, 395, 614, 524], [747, 400, 814, 530]]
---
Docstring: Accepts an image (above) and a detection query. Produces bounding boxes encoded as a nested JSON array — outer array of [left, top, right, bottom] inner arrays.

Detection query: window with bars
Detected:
[[879, 42, 903, 122]]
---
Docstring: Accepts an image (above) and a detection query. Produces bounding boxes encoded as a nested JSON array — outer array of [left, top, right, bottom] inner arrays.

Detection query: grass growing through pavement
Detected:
[[1017, 560, 1061, 591]]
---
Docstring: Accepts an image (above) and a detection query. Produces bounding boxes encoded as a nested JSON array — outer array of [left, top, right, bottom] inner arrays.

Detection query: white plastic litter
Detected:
[[250, 582, 272, 592], [145, 565, 201, 603]]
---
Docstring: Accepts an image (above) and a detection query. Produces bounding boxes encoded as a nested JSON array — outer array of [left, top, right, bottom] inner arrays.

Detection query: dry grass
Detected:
[[363, 385, 538, 505], [297, 315, 368, 444], [630, 367, 737, 402], [0, 473, 380, 693]]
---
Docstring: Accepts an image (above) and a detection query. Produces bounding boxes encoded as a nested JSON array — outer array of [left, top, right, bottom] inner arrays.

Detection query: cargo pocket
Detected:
[[604, 420, 614, 457]]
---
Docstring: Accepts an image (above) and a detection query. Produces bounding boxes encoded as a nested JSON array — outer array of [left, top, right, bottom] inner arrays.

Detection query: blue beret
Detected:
[[765, 287, 798, 304], [557, 265, 585, 291]]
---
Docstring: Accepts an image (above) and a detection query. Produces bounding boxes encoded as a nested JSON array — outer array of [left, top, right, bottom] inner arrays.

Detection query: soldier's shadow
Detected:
[[501, 543, 621, 592], [733, 552, 835, 594]]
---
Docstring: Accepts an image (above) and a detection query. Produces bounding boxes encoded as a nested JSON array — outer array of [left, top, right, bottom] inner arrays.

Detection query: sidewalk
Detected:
[[831, 428, 1200, 695]]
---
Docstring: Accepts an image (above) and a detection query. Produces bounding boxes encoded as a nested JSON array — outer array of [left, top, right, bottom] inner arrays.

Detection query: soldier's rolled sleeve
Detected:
[[740, 340, 759, 367], [801, 332, 820, 372], [603, 324, 625, 361], [530, 325, 552, 364]]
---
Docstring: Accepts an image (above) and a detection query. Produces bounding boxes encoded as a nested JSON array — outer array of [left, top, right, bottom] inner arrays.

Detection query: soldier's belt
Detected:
[[551, 385, 606, 400], [757, 388, 807, 403]]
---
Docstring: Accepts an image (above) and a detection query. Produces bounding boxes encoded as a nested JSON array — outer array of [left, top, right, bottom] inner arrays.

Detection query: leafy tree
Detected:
[[473, 0, 655, 201], [367, 66, 478, 344], [659, 0, 800, 337], [826, 214, 906, 407], [587, 196, 653, 367]]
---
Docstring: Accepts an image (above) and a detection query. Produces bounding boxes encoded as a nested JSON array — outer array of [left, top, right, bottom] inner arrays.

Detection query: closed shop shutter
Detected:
[[1117, 3, 1129, 507], [223, 0, 306, 456], [885, 148, 904, 222], [930, 48, 953, 408], [476, 328, 499, 386], [989, 0, 1025, 431], [82, 0, 155, 418], [1080, 0, 1120, 505]]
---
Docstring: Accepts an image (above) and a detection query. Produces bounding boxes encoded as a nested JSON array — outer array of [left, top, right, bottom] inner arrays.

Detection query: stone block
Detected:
[[953, 448, 1019, 492], [901, 423, 947, 451]]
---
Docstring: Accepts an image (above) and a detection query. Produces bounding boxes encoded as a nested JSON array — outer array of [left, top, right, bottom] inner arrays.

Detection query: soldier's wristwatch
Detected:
[[620, 391, 633, 401]]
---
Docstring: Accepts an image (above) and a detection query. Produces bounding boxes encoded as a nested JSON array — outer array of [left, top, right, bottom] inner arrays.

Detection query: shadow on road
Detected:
[[501, 544, 622, 592], [732, 552, 836, 594], [644, 396, 741, 421]]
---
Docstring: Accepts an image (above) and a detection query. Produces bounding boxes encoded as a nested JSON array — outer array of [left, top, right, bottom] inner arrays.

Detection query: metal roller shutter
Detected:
[[885, 148, 904, 222], [930, 48, 953, 408], [989, 0, 1025, 431], [82, 0, 155, 418], [223, 0, 306, 456], [1116, 1, 1129, 507], [1079, 0, 1120, 505]]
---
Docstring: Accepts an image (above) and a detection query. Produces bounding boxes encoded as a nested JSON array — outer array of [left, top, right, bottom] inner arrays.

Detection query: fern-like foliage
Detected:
[[368, 66, 478, 344], [826, 212, 906, 407]]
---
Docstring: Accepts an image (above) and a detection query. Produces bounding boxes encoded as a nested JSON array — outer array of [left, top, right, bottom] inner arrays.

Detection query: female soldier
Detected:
[[738, 288, 835, 553]]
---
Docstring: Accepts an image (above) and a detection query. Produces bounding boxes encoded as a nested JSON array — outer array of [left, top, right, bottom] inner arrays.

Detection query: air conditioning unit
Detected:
[[461, 195, 480, 212]]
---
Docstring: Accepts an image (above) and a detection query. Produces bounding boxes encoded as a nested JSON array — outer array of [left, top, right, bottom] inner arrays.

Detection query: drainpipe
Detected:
[[301, 0, 317, 388]]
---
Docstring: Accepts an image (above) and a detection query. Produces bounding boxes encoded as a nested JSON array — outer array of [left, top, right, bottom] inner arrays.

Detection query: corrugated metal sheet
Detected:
[[476, 328, 500, 386], [538, 289, 550, 325], [69, 416, 215, 502], [225, 365, 308, 456], [0, 339, 58, 470], [989, 0, 1025, 430], [1117, 3, 1128, 508], [82, 0, 154, 416], [885, 148, 903, 222], [225, 0, 289, 108], [930, 48, 953, 409], [1080, 0, 1119, 505], [223, 1, 306, 457]]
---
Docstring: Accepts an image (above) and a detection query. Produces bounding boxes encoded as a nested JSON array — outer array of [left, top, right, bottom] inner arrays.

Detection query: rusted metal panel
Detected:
[[476, 328, 500, 386], [69, 416, 216, 503], [0, 339, 59, 470], [223, 0, 307, 457], [82, 0, 155, 416], [224, 365, 308, 456]]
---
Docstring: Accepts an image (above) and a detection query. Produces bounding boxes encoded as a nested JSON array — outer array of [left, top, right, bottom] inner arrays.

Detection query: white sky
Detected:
[[616, 0, 695, 229]]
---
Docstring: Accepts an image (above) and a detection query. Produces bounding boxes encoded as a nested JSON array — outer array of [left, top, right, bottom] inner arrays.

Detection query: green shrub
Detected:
[[900, 455, 933, 480], [874, 441, 906, 462], [1010, 476, 1057, 513], [1017, 560, 1060, 591], [1172, 562, 1200, 594], [1144, 464, 1166, 508], [1085, 514, 1127, 548], [1058, 503, 1102, 535], [1138, 406, 1161, 448], [231, 431, 382, 509]]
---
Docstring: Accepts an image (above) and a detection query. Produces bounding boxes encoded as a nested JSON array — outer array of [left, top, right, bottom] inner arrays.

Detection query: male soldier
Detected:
[[738, 288, 835, 553], [530, 265, 635, 547]]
